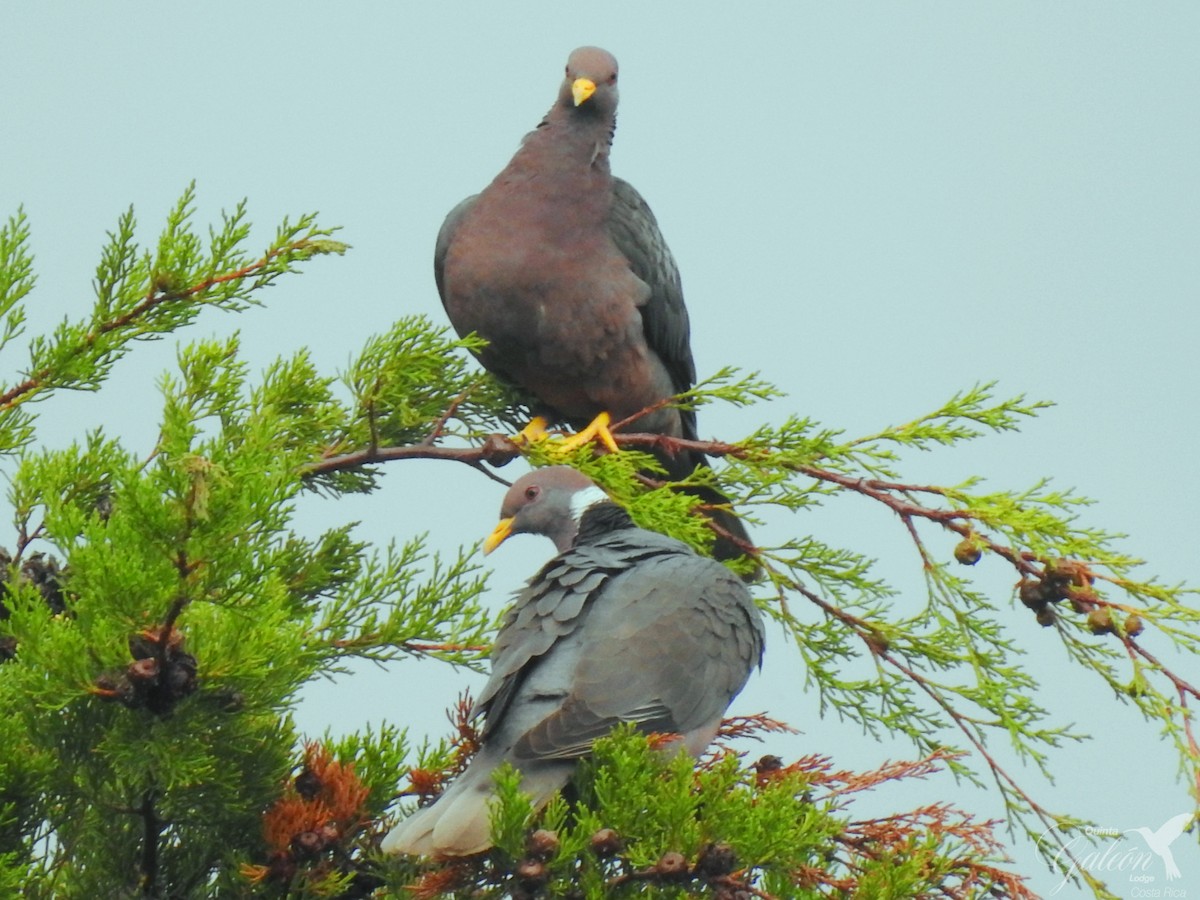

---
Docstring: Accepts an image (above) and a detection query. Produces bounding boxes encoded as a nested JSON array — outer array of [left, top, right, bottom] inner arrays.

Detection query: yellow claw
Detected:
[[557, 411, 621, 456], [572, 77, 596, 107], [483, 516, 514, 555]]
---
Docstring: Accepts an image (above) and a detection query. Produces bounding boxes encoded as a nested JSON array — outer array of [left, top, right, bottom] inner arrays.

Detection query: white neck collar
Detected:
[[569, 485, 609, 523]]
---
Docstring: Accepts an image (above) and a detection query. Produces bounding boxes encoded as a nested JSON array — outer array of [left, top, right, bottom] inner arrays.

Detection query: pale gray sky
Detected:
[[2, 4, 1197, 895]]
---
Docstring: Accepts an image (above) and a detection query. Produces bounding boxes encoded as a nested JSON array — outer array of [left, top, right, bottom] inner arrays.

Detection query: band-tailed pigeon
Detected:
[[434, 46, 753, 566], [381, 467, 764, 857]]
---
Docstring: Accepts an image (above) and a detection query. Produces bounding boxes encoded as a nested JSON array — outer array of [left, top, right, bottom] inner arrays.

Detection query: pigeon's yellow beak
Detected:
[[572, 77, 596, 107], [483, 517, 515, 555]]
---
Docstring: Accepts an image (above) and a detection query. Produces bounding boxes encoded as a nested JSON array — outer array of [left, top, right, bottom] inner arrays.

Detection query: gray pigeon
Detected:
[[381, 466, 764, 856], [434, 46, 753, 567]]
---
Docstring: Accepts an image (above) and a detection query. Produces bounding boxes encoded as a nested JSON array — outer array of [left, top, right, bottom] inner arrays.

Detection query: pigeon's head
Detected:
[[484, 466, 609, 555], [560, 46, 619, 115]]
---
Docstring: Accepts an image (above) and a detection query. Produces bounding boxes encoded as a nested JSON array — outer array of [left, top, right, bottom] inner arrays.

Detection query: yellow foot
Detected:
[[557, 411, 621, 456], [513, 416, 551, 446]]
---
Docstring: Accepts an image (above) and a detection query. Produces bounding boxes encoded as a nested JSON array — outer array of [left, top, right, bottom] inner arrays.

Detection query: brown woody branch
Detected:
[[327, 636, 490, 655], [304, 435, 522, 482], [137, 789, 162, 898]]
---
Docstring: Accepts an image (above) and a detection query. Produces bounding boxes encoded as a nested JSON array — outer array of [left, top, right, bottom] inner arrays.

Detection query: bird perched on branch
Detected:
[[381, 467, 764, 857], [434, 46, 753, 567]]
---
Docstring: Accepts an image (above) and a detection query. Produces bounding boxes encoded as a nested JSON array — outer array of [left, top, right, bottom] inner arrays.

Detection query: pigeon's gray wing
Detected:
[[512, 552, 764, 761], [472, 544, 628, 727], [607, 177, 698, 436]]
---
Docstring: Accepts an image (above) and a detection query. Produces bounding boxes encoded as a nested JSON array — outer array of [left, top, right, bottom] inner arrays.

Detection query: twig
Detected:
[[707, 875, 778, 900], [879, 647, 1083, 875], [305, 436, 521, 479], [138, 789, 161, 898], [402, 641, 491, 654], [1123, 639, 1200, 796], [420, 389, 471, 447], [781, 571, 1088, 882]]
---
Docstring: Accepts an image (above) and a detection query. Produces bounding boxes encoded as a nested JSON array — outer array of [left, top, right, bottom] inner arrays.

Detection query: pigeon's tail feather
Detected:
[[379, 802, 439, 856], [381, 756, 496, 857], [381, 755, 573, 857]]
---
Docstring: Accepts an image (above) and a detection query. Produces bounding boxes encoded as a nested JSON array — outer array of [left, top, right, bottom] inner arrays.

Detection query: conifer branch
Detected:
[[4, 196, 1192, 898], [1, 241, 340, 413], [1, 240, 319, 412], [137, 789, 161, 898], [0, 185, 345, 432]]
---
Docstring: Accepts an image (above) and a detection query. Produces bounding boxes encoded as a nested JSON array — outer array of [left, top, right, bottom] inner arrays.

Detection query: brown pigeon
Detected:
[[381, 467, 764, 857], [435, 46, 753, 566]]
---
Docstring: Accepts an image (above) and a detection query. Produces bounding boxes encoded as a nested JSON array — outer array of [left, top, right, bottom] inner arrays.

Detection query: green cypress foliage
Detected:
[[0, 189, 1194, 898]]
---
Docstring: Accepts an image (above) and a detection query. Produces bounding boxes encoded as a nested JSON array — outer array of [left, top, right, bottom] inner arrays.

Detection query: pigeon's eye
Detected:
[[525, 485, 540, 501]]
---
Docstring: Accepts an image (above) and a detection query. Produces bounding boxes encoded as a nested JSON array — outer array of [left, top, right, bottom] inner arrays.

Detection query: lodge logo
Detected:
[[1037, 813, 1193, 896]]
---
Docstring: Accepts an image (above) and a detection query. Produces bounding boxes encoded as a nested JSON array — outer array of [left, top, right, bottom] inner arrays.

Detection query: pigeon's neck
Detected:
[[522, 106, 615, 173], [575, 502, 635, 544]]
